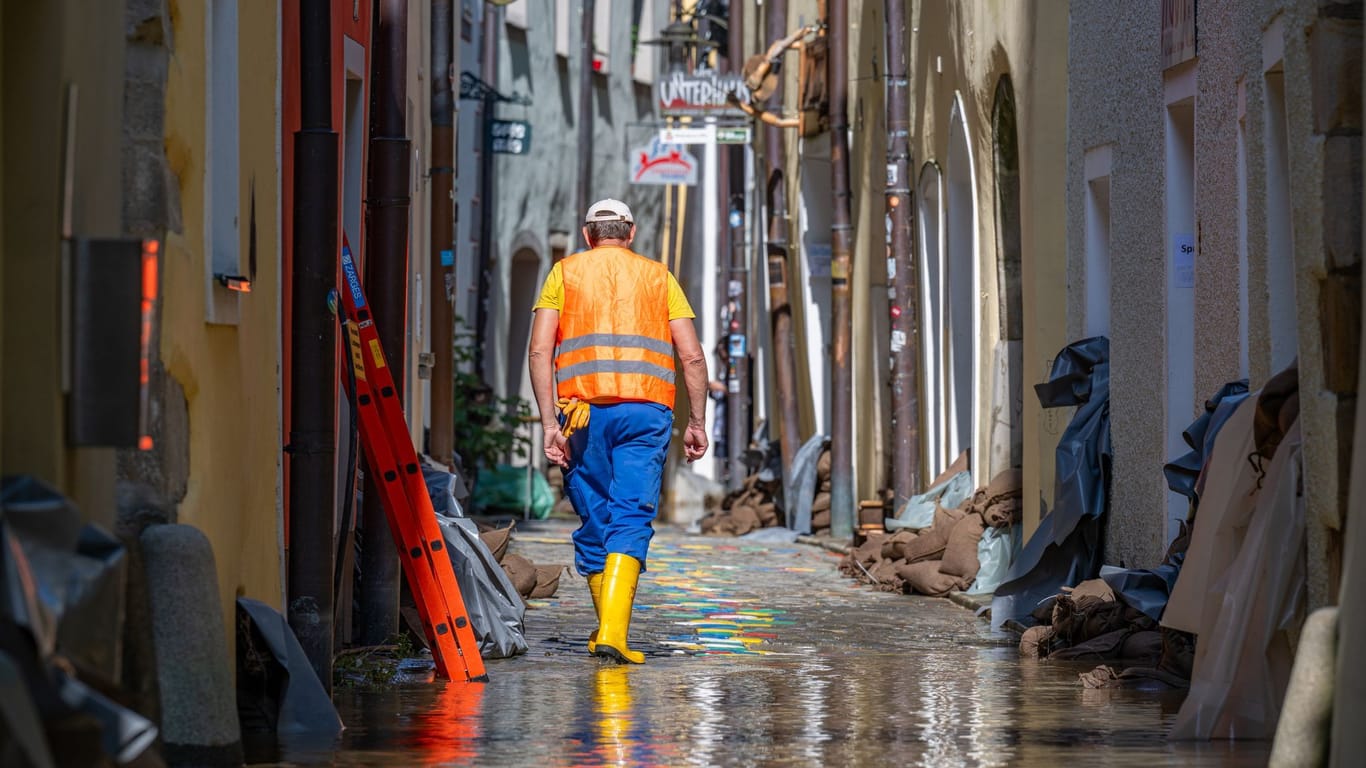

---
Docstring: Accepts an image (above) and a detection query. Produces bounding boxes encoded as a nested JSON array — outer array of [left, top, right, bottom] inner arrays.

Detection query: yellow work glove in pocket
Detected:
[[556, 397, 590, 437]]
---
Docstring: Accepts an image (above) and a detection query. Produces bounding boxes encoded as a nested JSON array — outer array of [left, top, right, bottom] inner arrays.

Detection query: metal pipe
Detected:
[[726, 195, 750, 491], [827, 0, 854, 539], [289, 0, 339, 691], [575, 0, 595, 249], [474, 3, 499, 380], [763, 0, 802, 510], [358, 0, 411, 647], [430, 0, 456, 469], [884, 0, 920, 506]]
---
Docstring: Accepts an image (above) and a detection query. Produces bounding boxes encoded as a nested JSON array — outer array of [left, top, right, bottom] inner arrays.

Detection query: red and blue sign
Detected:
[[629, 137, 698, 186]]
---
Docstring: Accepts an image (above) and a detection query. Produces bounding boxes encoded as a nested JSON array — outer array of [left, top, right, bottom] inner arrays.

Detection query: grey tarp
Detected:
[[992, 337, 1111, 630], [423, 463, 528, 658], [235, 597, 343, 740], [787, 435, 828, 535]]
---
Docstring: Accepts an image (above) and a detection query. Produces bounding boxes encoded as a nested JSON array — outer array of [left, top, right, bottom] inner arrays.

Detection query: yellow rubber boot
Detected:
[[594, 553, 646, 664], [587, 572, 604, 653]]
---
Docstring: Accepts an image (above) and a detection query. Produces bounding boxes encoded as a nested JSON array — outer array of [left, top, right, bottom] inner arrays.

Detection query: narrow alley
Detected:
[[255, 522, 1268, 767]]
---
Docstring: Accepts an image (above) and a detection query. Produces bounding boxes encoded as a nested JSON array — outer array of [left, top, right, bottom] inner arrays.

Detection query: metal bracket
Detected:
[[458, 71, 532, 105]]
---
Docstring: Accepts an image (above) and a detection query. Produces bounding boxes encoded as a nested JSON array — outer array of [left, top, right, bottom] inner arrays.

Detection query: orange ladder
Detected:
[[339, 238, 487, 683]]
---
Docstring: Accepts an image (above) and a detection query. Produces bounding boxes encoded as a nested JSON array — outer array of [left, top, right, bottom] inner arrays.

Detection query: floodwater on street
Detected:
[[251, 522, 1270, 767]]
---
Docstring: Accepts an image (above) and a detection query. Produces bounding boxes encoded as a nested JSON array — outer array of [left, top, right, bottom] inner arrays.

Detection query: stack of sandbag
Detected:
[[809, 449, 833, 532], [698, 472, 783, 536], [477, 523, 567, 601], [1016, 578, 1165, 668], [840, 469, 1022, 596]]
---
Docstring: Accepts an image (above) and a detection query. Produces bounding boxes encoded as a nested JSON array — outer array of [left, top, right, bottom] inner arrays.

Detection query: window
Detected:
[[556, 0, 611, 71], [1164, 62, 1197, 546], [632, 0, 657, 84], [1084, 144, 1113, 339], [1237, 79, 1250, 378], [205, 0, 242, 324], [506, 0, 528, 29], [1263, 19, 1297, 372], [918, 163, 946, 479]]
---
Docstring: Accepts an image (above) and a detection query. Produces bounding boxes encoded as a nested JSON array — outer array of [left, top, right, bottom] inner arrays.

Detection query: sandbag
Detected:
[[479, 526, 512, 562], [501, 553, 537, 597], [530, 565, 566, 599], [898, 560, 969, 596], [939, 513, 987, 580], [880, 529, 917, 560], [811, 509, 831, 530]]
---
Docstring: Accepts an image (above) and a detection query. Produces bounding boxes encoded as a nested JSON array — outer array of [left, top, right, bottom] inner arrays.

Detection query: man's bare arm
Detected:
[[529, 309, 570, 467], [670, 317, 710, 461]]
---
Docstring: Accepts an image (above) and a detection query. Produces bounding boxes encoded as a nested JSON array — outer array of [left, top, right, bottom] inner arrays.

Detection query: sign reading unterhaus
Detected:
[[656, 70, 751, 117]]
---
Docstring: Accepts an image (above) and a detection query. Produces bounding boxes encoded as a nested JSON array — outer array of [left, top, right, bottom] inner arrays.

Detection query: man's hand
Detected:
[[683, 421, 708, 463], [544, 425, 570, 469]]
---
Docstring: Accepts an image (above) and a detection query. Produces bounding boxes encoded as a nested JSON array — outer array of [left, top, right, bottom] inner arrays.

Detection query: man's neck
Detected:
[[591, 239, 631, 249]]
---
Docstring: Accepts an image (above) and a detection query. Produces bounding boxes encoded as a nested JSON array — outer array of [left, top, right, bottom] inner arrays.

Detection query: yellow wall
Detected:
[[162, 2, 284, 638]]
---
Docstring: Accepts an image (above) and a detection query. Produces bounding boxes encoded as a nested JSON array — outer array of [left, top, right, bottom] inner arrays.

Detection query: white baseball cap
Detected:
[[585, 198, 634, 225]]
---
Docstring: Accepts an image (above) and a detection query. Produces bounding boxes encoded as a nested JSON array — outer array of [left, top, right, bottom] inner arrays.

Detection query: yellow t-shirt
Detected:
[[532, 260, 696, 320]]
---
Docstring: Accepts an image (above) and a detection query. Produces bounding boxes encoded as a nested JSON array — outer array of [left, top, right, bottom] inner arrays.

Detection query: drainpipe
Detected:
[[474, 3, 499, 380], [827, 0, 854, 539], [574, 0, 595, 249], [357, 0, 411, 647], [763, 0, 802, 507], [884, 0, 920, 506], [430, 0, 456, 469], [726, 194, 749, 491], [724, 0, 748, 491], [290, 0, 339, 691]]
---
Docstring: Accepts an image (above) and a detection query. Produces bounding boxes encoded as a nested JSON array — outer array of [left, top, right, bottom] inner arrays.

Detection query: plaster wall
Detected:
[[876, 0, 1068, 533], [160, 1, 285, 632], [1068, 0, 1342, 575]]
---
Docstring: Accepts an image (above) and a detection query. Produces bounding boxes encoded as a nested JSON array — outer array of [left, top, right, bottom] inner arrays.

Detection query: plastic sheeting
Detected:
[[427, 496, 528, 659], [885, 471, 974, 531], [0, 476, 155, 765], [236, 597, 343, 740], [968, 524, 1021, 596], [1163, 381, 1250, 505], [991, 337, 1111, 630], [1170, 423, 1305, 740], [787, 435, 828, 535], [472, 464, 553, 519]]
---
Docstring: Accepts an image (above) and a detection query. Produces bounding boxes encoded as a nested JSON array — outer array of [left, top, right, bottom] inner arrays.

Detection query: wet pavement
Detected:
[[253, 521, 1271, 767]]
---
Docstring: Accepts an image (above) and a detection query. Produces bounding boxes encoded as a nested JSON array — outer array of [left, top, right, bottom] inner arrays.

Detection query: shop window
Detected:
[[1263, 19, 1297, 372], [918, 163, 946, 480], [1237, 79, 1251, 378], [946, 97, 978, 483]]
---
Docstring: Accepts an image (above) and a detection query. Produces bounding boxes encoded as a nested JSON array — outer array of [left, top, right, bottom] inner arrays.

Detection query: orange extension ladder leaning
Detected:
[[338, 237, 487, 683]]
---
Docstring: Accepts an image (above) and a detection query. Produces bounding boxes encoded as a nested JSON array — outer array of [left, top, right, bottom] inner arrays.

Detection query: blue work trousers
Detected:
[[563, 402, 672, 575]]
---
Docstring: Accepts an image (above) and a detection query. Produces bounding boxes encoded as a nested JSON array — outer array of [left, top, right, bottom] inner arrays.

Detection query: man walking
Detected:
[[528, 198, 709, 664]]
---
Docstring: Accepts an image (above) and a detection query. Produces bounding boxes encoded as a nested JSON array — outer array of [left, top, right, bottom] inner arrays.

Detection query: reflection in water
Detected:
[[249, 534, 1268, 768]]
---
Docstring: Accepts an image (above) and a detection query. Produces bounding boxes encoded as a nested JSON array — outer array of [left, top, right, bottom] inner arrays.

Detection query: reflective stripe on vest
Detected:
[[557, 333, 675, 358], [558, 358, 677, 385]]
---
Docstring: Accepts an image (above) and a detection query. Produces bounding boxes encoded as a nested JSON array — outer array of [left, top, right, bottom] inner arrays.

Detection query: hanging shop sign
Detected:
[[658, 125, 715, 145], [491, 119, 531, 155], [629, 138, 699, 186], [656, 70, 751, 117], [715, 126, 752, 144]]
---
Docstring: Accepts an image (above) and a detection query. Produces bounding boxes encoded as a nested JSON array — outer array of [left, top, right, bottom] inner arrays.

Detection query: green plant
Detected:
[[452, 319, 533, 471]]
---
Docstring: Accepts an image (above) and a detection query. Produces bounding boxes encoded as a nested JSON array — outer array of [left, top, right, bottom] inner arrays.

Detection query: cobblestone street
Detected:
[[267, 521, 1270, 767]]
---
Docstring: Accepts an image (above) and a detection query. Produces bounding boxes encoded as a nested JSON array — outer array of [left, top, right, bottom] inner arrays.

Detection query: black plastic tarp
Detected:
[[236, 597, 343, 741], [992, 337, 1111, 630]]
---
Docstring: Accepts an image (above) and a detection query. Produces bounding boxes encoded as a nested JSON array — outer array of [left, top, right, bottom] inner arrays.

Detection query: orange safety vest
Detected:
[[555, 246, 676, 408]]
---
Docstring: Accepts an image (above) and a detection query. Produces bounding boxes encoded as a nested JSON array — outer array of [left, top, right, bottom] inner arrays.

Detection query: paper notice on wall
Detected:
[[1174, 233, 1195, 288]]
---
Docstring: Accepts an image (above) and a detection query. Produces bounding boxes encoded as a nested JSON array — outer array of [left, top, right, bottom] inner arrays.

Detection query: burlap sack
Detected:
[[501, 553, 537, 597], [530, 564, 566, 599], [479, 526, 513, 562], [869, 556, 902, 586], [756, 502, 779, 527], [810, 492, 832, 513], [730, 505, 761, 535], [1019, 625, 1053, 658], [880, 529, 917, 560], [939, 512, 987, 579], [810, 509, 831, 530], [896, 560, 968, 596], [894, 504, 966, 562]]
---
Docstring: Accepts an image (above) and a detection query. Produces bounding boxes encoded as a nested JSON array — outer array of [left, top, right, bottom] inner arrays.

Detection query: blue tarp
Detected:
[[992, 337, 1111, 630]]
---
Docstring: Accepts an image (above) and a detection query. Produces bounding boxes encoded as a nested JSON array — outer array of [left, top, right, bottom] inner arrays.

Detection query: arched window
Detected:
[[946, 96, 979, 481]]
